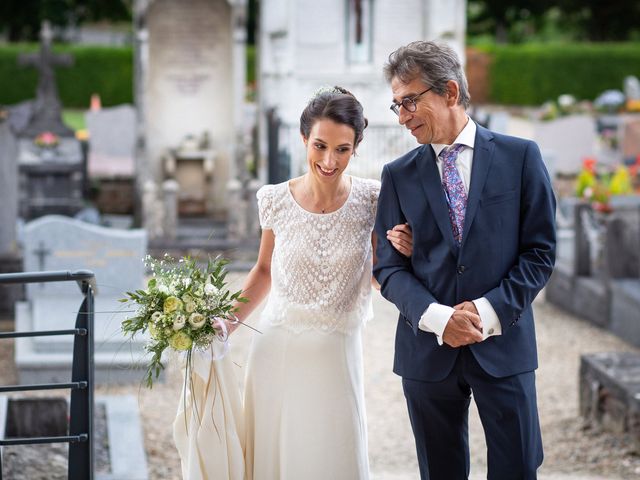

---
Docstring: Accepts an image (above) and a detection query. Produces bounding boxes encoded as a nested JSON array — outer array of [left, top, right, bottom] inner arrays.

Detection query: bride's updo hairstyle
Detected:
[[299, 86, 369, 149]]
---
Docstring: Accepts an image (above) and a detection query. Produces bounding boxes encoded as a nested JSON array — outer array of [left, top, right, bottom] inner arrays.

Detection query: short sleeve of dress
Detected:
[[368, 179, 381, 207], [256, 184, 275, 229]]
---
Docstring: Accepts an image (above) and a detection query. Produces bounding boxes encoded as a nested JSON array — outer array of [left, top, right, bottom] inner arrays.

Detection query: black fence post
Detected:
[[0, 270, 95, 480], [68, 290, 94, 480]]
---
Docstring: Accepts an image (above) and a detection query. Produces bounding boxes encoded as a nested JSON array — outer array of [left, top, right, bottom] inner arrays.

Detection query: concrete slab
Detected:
[[97, 395, 149, 480]]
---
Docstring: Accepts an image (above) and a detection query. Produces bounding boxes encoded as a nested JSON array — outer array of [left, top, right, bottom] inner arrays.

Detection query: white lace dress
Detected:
[[244, 176, 380, 480]]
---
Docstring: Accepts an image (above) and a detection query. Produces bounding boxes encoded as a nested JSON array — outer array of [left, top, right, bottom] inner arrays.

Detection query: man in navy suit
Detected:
[[374, 41, 556, 480]]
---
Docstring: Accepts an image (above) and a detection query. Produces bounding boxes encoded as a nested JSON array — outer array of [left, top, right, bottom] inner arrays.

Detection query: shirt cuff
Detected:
[[473, 297, 502, 340], [419, 303, 455, 346]]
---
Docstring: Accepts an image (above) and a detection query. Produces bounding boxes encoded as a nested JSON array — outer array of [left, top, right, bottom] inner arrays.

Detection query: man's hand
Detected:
[[454, 300, 479, 316], [387, 223, 413, 257], [442, 309, 483, 348]]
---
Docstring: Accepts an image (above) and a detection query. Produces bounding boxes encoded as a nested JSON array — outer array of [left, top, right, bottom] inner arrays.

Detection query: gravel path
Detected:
[[2, 273, 639, 479]]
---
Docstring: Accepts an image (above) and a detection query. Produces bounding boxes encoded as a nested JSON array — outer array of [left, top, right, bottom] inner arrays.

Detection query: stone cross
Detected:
[[33, 241, 51, 271], [18, 21, 74, 138]]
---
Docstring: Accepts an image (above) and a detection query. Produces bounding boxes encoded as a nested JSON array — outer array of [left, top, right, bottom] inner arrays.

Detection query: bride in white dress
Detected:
[[229, 87, 412, 480]]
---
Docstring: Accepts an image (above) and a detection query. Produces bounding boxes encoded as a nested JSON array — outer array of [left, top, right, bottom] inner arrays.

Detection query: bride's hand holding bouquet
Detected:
[[120, 254, 248, 387]]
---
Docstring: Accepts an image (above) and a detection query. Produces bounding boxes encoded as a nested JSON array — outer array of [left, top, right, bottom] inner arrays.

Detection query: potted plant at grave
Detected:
[[576, 157, 612, 214], [577, 157, 636, 214], [33, 131, 60, 160]]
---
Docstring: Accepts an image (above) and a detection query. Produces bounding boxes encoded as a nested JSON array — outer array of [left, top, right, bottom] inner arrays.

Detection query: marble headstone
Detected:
[[15, 215, 149, 384], [0, 113, 23, 315], [0, 116, 18, 254], [143, 0, 234, 214], [85, 105, 136, 178], [534, 115, 597, 174], [621, 117, 640, 161]]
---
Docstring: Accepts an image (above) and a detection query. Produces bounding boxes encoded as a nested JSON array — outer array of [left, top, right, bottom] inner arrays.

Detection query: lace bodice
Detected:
[[257, 176, 380, 334]]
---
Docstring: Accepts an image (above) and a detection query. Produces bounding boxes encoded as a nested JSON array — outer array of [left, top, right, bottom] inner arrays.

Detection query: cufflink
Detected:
[[488, 328, 494, 335]]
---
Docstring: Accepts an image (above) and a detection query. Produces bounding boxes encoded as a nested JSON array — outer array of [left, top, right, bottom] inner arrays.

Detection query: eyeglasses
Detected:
[[390, 87, 433, 116]]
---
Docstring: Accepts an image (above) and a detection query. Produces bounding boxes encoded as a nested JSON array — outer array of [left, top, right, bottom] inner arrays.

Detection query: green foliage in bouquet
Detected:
[[121, 255, 248, 388]]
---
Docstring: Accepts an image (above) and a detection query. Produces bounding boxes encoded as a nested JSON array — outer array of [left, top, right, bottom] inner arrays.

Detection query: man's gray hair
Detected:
[[384, 41, 471, 109]]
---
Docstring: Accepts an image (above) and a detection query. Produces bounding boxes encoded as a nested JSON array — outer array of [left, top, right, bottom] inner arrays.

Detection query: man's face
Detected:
[[391, 76, 450, 145]]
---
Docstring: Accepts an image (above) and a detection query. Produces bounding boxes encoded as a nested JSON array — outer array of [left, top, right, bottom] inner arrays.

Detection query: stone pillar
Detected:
[[0, 112, 24, 315], [162, 179, 179, 242], [226, 178, 246, 242], [574, 203, 592, 277], [142, 180, 163, 241], [0, 115, 18, 253]]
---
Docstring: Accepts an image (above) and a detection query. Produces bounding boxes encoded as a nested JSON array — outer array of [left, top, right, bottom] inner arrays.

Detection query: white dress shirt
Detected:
[[418, 118, 502, 345]]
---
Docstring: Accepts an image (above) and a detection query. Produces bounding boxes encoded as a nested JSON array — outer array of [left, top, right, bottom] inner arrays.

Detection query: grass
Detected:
[[62, 109, 86, 131]]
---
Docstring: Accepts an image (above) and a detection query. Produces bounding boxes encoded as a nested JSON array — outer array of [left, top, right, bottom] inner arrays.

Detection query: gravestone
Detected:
[[580, 353, 640, 445], [85, 105, 136, 178], [85, 105, 136, 214], [0, 111, 23, 314], [621, 116, 640, 162], [534, 115, 597, 173], [135, 0, 246, 219], [15, 21, 85, 220], [15, 215, 150, 384], [0, 114, 19, 255], [624, 76, 640, 103], [17, 21, 74, 138], [487, 110, 510, 135]]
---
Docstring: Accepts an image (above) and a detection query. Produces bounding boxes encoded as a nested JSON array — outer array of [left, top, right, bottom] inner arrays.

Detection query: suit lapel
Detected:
[[416, 145, 459, 254], [461, 125, 494, 249]]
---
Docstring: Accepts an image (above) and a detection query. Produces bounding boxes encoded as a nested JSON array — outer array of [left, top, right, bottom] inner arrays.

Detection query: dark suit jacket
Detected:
[[373, 123, 556, 381]]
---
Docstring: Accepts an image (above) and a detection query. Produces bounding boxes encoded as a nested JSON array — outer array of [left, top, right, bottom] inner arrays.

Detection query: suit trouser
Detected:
[[402, 347, 543, 480]]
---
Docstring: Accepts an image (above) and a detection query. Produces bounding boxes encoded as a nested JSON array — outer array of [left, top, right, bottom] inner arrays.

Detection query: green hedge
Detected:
[[0, 44, 133, 108], [4, 42, 638, 108], [247, 44, 256, 85], [481, 43, 640, 105]]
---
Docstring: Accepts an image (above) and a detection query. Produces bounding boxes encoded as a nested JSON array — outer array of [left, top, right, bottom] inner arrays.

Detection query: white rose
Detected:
[[188, 313, 206, 329], [204, 283, 219, 296], [157, 284, 170, 295], [173, 314, 186, 331], [151, 311, 162, 322]]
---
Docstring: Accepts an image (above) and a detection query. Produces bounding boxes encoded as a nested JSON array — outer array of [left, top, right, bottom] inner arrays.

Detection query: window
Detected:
[[347, 0, 372, 64]]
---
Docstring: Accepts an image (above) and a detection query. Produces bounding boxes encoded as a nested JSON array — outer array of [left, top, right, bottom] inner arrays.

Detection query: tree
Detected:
[[556, 0, 640, 41], [468, 0, 554, 43], [468, 0, 640, 43], [0, 0, 132, 42]]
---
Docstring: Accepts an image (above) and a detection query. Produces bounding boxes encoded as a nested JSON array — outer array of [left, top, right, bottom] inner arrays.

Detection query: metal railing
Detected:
[[0, 270, 95, 480]]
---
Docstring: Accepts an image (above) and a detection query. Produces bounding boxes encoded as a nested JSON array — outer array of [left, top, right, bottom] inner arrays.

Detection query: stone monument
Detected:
[[14, 21, 84, 220], [0, 110, 23, 315], [14, 215, 150, 384], [133, 0, 248, 227], [17, 21, 74, 138]]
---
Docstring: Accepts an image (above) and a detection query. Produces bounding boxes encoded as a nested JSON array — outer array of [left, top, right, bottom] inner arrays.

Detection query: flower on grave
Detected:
[[120, 255, 249, 388], [576, 158, 636, 213], [34, 131, 60, 148]]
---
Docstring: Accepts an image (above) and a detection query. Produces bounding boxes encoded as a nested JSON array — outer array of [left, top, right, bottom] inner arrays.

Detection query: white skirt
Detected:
[[244, 321, 369, 480]]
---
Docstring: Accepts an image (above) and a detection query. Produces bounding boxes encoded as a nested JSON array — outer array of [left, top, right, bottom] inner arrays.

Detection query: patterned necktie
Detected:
[[439, 144, 467, 245]]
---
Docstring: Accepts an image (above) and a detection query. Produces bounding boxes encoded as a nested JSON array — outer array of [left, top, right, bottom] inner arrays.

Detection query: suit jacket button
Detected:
[[457, 265, 466, 274]]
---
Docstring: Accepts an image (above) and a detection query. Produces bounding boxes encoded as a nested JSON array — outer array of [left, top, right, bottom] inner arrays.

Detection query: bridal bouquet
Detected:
[[121, 254, 248, 387]]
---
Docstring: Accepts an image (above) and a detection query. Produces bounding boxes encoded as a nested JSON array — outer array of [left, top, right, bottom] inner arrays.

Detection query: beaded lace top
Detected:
[[257, 176, 380, 334]]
